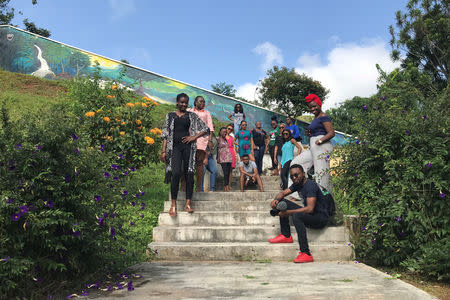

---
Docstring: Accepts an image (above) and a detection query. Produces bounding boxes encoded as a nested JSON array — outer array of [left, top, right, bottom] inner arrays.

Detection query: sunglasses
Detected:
[[282, 133, 289, 136], [290, 173, 300, 179], [227, 128, 233, 130]]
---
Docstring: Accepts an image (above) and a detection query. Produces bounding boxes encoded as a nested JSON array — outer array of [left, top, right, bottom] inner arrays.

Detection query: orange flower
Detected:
[[120, 131, 125, 136], [135, 102, 141, 106], [153, 101, 159, 106], [137, 126, 143, 130], [145, 136, 155, 145], [106, 136, 113, 141], [141, 103, 148, 108], [96, 109, 102, 113], [106, 95, 115, 99], [115, 118, 121, 123], [103, 117, 111, 123], [126, 103, 135, 108], [135, 120, 142, 125], [121, 121, 126, 125], [142, 96, 151, 101], [85, 111, 95, 117], [111, 84, 118, 90], [150, 129, 156, 135]]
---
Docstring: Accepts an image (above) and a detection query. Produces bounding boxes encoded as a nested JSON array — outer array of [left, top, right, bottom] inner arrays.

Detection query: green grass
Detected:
[[243, 275, 256, 279]]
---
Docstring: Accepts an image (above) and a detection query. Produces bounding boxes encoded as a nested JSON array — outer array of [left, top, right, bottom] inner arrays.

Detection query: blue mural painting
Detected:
[[0, 25, 349, 145]]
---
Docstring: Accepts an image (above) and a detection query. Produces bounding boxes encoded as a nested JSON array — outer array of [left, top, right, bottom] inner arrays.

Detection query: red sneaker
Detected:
[[294, 252, 314, 263], [268, 234, 293, 243]]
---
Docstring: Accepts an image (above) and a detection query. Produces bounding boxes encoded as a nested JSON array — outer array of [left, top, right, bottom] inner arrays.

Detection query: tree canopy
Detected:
[[0, 0, 50, 37], [389, 0, 449, 88], [211, 82, 237, 97], [258, 66, 329, 118]]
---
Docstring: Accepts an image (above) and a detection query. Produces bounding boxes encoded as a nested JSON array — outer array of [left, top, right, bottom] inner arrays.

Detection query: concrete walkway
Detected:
[[90, 261, 436, 300]]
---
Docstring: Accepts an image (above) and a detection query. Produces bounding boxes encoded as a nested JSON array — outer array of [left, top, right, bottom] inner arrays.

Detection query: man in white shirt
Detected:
[[239, 154, 264, 192]]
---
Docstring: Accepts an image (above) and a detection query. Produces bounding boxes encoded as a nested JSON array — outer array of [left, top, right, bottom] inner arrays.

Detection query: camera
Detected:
[[270, 199, 288, 216]]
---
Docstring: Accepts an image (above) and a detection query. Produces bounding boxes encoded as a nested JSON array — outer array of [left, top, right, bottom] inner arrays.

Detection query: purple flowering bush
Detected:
[[332, 66, 449, 281], [0, 102, 154, 297]]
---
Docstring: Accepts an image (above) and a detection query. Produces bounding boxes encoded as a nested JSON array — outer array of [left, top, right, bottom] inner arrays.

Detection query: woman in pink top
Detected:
[[226, 124, 236, 188]]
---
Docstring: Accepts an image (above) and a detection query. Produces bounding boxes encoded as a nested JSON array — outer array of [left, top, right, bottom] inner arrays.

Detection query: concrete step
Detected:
[[148, 241, 354, 261], [170, 191, 280, 201], [159, 211, 279, 226], [153, 226, 349, 243], [163, 200, 277, 212]]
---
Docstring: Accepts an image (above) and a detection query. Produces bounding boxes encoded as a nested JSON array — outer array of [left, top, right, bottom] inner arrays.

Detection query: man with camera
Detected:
[[268, 164, 329, 263]]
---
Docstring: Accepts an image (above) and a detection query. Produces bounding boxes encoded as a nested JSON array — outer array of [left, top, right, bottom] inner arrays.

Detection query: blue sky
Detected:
[[11, 0, 407, 109]]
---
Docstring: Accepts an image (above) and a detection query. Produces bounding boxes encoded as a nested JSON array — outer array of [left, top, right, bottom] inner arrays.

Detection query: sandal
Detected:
[[185, 200, 194, 213], [169, 204, 177, 217]]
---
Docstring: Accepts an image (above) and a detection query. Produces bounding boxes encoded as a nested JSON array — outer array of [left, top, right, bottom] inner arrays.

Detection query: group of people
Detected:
[[161, 92, 335, 263]]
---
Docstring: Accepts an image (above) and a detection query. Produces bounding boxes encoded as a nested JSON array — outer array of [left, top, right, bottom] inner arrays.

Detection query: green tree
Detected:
[[0, 0, 50, 37], [0, 0, 14, 25], [211, 82, 237, 97], [259, 66, 329, 118], [67, 51, 91, 76], [23, 18, 50, 37], [389, 0, 449, 88], [120, 58, 130, 64]]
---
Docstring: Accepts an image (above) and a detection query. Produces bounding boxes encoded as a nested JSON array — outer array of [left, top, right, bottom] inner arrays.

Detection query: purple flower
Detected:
[[65, 175, 71, 183], [423, 115, 428, 120], [19, 205, 28, 214], [401, 109, 406, 114], [118, 154, 125, 159], [100, 144, 105, 152], [110, 227, 116, 237], [378, 222, 383, 226], [355, 140, 360, 145], [14, 143, 22, 150], [104, 172, 110, 178], [74, 148, 80, 155], [113, 176, 119, 181], [140, 191, 145, 196], [355, 260, 360, 263], [0, 256, 10, 262], [140, 214, 144, 218], [127, 281, 134, 291], [395, 198, 399, 203], [81, 291, 88, 296], [71, 133, 79, 141], [362, 226, 366, 231], [36, 144, 42, 150], [373, 107, 377, 110], [362, 105, 367, 110], [5, 198, 13, 204], [130, 167, 135, 172], [103, 212, 108, 218], [123, 190, 128, 195], [106, 285, 112, 291], [371, 239, 375, 244], [396, 217, 402, 222], [405, 130, 411, 135], [98, 217, 104, 227], [112, 164, 121, 170], [381, 96, 386, 101], [73, 231, 80, 238], [94, 195, 101, 202], [117, 282, 124, 290], [124, 171, 129, 176], [154, 249, 158, 255], [45, 200, 53, 208], [66, 294, 77, 299], [347, 243, 351, 246], [426, 162, 432, 168], [440, 192, 446, 198], [131, 201, 136, 206], [399, 231, 405, 237], [135, 193, 140, 198], [354, 173, 358, 177], [74, 170, 80, 176]]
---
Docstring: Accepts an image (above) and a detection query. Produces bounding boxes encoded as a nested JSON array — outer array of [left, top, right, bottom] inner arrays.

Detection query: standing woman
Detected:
[[235, 120, 255, 161], [217, 127, 233, 191], [279, 129, 303, 189], [161, 93, 210, 217], [228, 103, 245, 135], [226, 124, 237, 187], [304, 94, 335, 193]]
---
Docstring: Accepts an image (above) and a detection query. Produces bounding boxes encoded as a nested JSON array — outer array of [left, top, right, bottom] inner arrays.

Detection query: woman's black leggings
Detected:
[[280, 159, 292, 189], [220, 162, 232, 186], [171, 143, 194, 200]]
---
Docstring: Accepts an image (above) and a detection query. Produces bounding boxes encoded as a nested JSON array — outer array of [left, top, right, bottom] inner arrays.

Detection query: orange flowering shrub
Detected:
[[103, 117, 111, 123], [106, 95, 115, 99], [85, 111, 95, 117]]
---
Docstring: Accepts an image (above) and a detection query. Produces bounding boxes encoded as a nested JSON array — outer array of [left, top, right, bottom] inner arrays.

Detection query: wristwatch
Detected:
[[318, 139, 323, 144]]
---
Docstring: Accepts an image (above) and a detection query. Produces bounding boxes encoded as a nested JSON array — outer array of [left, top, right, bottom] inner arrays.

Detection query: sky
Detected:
[[11, 0, 408, 110]]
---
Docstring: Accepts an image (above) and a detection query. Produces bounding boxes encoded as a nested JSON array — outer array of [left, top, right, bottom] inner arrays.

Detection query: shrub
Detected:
[[332, 66, 449, 281]]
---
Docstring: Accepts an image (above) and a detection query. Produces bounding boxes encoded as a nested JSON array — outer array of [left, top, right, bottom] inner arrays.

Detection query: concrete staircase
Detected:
[[149, 176, 353, 261]]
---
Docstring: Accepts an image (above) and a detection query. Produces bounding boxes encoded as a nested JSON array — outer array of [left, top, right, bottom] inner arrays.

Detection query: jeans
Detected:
[[201, 153, 218, 191], [279, 199, 328, 255], [171, 143, 194, 200], [220, 162, 232, 186], [254, 144, 265, 174], [280, 159, 292, 189], [269, 145, 276, 169]]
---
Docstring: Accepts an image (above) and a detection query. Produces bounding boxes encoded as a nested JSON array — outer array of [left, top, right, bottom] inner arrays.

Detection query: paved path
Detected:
[[89, 261, 436, 300]]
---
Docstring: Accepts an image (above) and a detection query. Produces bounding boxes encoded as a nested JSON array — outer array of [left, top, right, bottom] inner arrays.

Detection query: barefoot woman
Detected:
[[161, 93, 210, 216]]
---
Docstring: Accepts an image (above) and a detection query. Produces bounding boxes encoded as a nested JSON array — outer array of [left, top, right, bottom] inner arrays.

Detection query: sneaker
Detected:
[[268, 234, 293, 243], [293, 252, 314, 263]]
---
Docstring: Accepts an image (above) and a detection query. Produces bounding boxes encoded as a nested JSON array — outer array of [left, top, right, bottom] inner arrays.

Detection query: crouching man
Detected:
[[239, 154, 264, 192], [268, 164, 328, 263]]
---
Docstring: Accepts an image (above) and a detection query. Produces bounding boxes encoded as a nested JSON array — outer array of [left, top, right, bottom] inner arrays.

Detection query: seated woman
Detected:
[[217, 127, 233, 191], [278, 129, 303, 190]]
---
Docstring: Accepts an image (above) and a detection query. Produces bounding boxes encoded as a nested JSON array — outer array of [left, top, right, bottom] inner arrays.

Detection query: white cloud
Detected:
[[235, 82, 260, 102], [295, 38, 400, 110], [253, 42, 283, 72], [108, 0, 136, 20]]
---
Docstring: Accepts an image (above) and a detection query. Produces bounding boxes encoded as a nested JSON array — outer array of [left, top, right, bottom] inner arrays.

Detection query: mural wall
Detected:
[[0, 25, 349, 145]]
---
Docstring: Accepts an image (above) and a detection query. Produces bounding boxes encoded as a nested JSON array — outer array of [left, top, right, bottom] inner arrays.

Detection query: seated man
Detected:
[[239, 154, 264, 192], [268, 164, 329, 263]]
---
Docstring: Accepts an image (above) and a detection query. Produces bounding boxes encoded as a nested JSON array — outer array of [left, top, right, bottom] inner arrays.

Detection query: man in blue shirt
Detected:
[[286, 116, 301, 142], [268, 164, 329, 263]]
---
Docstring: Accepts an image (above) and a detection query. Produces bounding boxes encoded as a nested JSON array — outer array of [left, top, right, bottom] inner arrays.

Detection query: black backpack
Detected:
[[319, 185, 336, 217]]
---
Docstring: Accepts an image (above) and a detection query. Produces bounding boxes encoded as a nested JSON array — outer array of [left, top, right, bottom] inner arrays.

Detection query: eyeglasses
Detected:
[[227, 128, 233, 131], [290, 173, 300, 179], [282, 133, 289, 136]]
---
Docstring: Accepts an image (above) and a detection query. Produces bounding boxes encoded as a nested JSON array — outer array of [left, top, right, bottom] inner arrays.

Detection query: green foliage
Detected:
[[0, 0, 50, 37], [389, 0, 449, 88], [259, 66, 329, 118], [333, 66, 449, 281], [211, 82, 237, 97], [23, 18, 51, 37]]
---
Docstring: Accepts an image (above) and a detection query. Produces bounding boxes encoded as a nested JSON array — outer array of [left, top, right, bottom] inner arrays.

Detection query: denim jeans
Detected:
[[254, 144, 265, 174], [201, 153, 218, 191]]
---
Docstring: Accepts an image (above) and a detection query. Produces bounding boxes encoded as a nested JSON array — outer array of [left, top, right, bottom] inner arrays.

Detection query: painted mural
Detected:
[[0, 25, 349, 145]]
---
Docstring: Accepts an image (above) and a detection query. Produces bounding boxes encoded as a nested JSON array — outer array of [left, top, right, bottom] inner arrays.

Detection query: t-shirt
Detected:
[[173, 114, 190, 143], [286, 124, 300, 139], [239, 161, 257, 174], [268, 127, 279, 146], [289, 179, 329, 218], [308, 116, 331, 137], [232, 112, 245, 126], [274, 135, 284, 157], [281, 141, 294, 167], [251, 129, 267, 147]]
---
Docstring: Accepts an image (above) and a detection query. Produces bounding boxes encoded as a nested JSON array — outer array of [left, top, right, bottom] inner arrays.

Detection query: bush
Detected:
[[333, 66, 449, 281], [0, 75, 163, 297]]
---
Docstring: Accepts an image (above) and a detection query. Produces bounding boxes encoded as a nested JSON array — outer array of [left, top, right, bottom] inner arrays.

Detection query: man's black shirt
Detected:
[[289, 179, 329, 218]]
